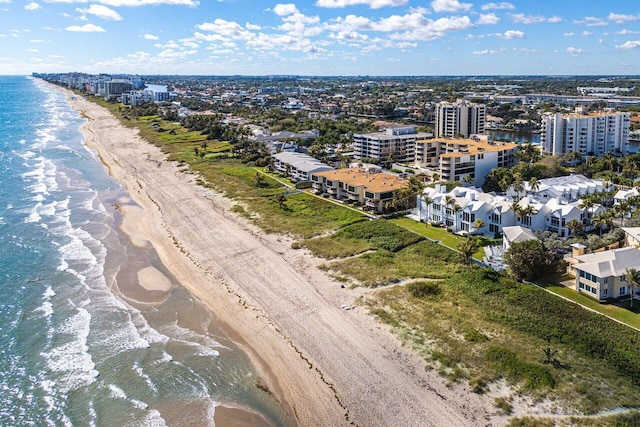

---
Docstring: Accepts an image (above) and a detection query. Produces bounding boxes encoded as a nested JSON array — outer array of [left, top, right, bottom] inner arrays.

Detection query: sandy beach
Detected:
[[58, 85, 505, 426]]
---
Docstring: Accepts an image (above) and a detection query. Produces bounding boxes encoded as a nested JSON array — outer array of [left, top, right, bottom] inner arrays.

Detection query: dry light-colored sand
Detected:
[[56, 84, 508, 427]]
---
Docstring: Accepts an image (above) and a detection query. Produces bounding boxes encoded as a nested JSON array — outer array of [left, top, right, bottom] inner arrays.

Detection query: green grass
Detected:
[[390, 217, 487, 259], [366, 275, 640, 413], [544, 285, 640, 330], [327, 240, 462, 287], [302, 220, 423, 259]]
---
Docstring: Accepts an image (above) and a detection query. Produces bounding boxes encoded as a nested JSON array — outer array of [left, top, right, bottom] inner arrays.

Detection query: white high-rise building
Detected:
[[540, 110, 630, 157], [435, 100, 486, 138]]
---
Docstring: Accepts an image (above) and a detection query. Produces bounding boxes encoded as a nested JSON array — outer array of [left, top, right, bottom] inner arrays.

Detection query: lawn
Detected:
[[390, 217, 487, 259], [544, 284, 640, 330]]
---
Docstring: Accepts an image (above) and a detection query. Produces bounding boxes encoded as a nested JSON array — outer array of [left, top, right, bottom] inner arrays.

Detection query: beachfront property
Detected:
[[417, 185, 515, 235], [540, 109, 630, 157], [417, 176, 609, 237], [512, 174, 608, 203], [352, 126, 432, 164], [415, 137, 518, 187], [272, 152, 334, 182], [573, 247, 640, 300], [311, 167, 408, 213], [434, 99, 486, 138]]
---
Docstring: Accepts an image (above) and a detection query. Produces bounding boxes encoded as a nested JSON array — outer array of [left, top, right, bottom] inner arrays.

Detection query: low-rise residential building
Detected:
[[418, 185, 515, 235], [518, 174, 607, 203], [417, 180, 607, 237], [415, 137, 518, 186], [573, 247, 640, 300], [311, 167, 407, 213], [272, 152, 334, 182], [502, 226, 538, 252]]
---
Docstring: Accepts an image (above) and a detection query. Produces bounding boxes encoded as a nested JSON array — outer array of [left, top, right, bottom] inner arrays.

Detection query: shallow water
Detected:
[[0, 76, 293, 426]]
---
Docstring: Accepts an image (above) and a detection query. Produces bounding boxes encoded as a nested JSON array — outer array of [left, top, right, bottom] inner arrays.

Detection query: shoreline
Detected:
[[53, 83, 503, 426]]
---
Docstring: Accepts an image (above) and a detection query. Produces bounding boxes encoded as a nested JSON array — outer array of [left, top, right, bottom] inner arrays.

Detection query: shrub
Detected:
[[485, 346, 555, 390], [408, 281, 441, 298], [464, 329, 489, 343]]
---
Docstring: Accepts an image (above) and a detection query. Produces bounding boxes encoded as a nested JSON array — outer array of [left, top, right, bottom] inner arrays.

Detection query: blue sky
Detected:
[[0, 0, 639, 75]]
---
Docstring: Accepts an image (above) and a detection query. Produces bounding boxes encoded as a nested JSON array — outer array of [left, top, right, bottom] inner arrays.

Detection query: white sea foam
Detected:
[[41, 307, 99, 394], [137, 409, 167, 427], [33, 301, 53, 318], [133, 362, 158, 394], [107, 384, 127, 400]]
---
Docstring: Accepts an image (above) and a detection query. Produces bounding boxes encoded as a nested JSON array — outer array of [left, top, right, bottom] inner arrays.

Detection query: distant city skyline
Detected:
[[1, 0, 640, 76]]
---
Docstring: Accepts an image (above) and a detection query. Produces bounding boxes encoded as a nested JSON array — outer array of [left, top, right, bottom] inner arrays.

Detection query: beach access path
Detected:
[[61, 86, 503, 427]]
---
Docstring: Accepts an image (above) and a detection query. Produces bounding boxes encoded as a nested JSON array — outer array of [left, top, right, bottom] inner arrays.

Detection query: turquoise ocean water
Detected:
[[0, 76, 291, 426]]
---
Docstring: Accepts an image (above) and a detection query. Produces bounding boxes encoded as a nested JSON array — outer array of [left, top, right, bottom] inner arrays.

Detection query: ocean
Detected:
[[0, 76, 291, 426]]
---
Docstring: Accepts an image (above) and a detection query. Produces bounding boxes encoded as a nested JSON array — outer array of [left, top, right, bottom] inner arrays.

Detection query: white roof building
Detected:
[[272, 152, 334, 182]]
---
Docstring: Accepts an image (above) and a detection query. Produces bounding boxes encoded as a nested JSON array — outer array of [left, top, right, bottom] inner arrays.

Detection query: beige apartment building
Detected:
[[415, 137, 518, 186], [311, 168, 408, 213]]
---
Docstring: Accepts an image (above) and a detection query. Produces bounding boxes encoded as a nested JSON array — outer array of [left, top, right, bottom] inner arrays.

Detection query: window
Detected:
[[620, 286, 627, 296]]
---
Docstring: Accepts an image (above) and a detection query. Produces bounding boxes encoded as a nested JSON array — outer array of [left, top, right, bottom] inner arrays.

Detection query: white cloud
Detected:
[[481, 2, 513, 10], [65, 23, 106, 32], [617, 40, 640, 49], [315, 0, 407, 8], [279, 13, 323, 37], [581, 31, 592, 36], [25, 2, 40, 10], [616, 29, 640, 35], [27, 48, 39, 52], [431, 0, 471, 13], [143, 33, 158, 40], [196, 19, 254, 40], [499, 29, 524, 39], [573, 17, 608, 27], [245, 23, 261, 30], [473, 49, 499, 55], [46, 0, 199, 6], [476, 13, 499, 25], [509, 13, 562, 24], [392, 15, 473, 41], [608, 13, 640, 24], [273, 3, 298, 16], [564, 32, 575, 37], [77, 4, 122, 20], [598, 38, 606, 44], [566, 46, 583, 55]]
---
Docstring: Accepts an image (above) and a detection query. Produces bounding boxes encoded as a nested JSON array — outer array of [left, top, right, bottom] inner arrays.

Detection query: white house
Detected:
[[573, 247, 640, 300], [502, 226, 539, 252], [418, 182, 607, 238]]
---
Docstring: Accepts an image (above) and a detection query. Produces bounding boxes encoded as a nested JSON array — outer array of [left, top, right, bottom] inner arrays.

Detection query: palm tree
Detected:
[[566, 218, 584, 236], [422, 195, 433, 223], [592, 212, 612, 237], [462, 174, 474, 187], [458, 237, 478, 270], [579, 197, 595, 224], [519, 204, 537, 228], [625, 268, 640, 308], [528, 177, 540, 194], [452, 204, 462, 232], [512, 173, 525, 200], [473, 218, 485, 235]]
